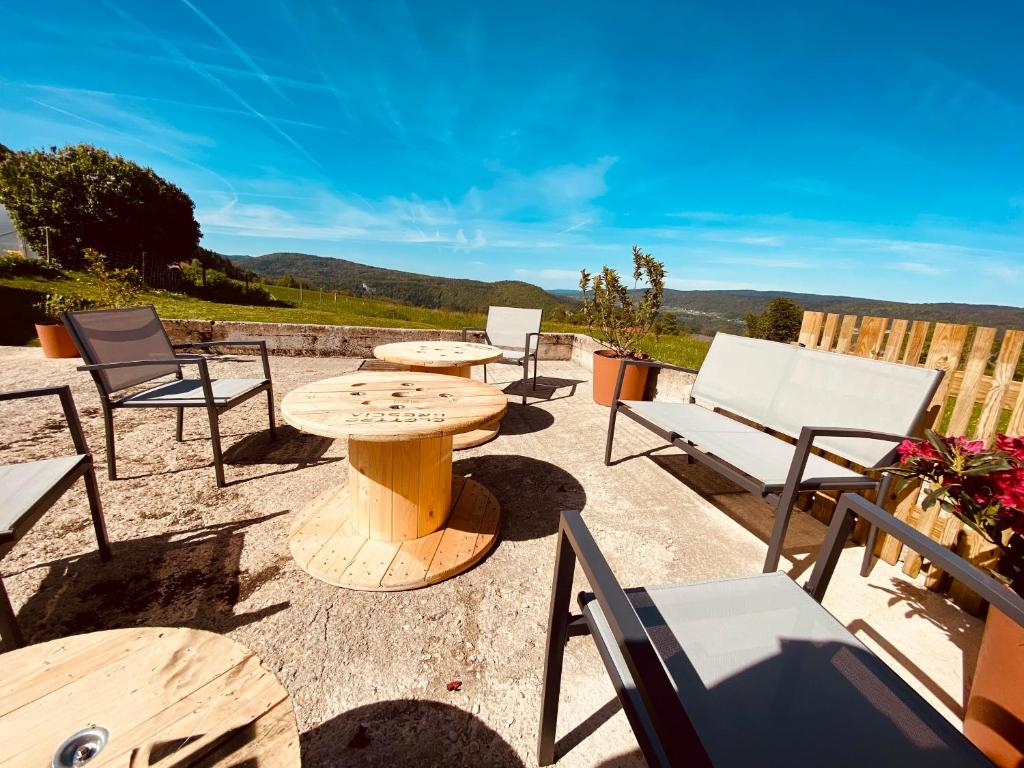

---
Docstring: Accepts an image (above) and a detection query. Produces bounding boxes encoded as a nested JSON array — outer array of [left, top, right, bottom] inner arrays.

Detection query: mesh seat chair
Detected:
[[462, 306, 543, 404], [538, 498, 1024, 766], [0, 385, 111, 651], [62, 306, 275, 487]]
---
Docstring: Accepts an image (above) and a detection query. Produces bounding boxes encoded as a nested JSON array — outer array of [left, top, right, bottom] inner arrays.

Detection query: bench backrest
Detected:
[[690, 334, 942, 467], [486, 306, 542, 352], [62, 306, 179, 394]]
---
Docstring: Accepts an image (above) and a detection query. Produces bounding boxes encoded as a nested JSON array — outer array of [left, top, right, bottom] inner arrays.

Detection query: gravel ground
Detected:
[[0, 347, 983, 766]]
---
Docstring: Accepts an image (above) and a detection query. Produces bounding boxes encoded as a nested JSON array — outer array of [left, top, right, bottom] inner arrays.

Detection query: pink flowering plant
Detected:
[[889, 430, 1024, 597]]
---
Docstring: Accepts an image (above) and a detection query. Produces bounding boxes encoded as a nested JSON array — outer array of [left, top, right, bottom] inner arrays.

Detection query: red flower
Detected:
[[951, 436, 985, 455], [997, 435, 1024, 461], [898, 439, 940, 462]]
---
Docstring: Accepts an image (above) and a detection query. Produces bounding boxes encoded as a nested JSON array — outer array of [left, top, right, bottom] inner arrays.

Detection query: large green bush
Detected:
[[0, 250, 63, 279], [0, 144, 200, 270], [182, 263, 280, 306]]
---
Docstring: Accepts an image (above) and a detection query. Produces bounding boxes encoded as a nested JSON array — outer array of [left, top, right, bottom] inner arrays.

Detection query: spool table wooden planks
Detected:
[[373, 341, 506, 449], [0, 627, 300, 768], [281, 371, 508, 591]]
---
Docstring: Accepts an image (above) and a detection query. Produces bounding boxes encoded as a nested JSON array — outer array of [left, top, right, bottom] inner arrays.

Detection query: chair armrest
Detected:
[[172, 339, 271, 379], [805, 494, 1024, 630], [799, 426, 912, 444], [0, 385, 89, 454], [525, 332, 541, 356], [611, 358, 698, 405]]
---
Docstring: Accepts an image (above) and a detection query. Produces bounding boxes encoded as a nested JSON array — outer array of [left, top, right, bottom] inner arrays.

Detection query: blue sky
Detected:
[[2, 1, 1023, 305]]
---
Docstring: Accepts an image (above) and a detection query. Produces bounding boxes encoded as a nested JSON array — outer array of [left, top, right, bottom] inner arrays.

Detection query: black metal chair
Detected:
[[62, 306, 275, 487], [462, 305, 543, 405], [0, 385, 111, 651], [538, 496, 1024, 766]]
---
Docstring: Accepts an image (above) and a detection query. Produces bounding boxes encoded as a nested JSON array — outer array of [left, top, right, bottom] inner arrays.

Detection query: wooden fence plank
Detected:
[[977, 330, 1024, 444], [798, 312, 824, 348], [882, 318, 909, 362], [947, 326, 997, 437], [901, 320, 930, 366], [819, 313, 840, 351], [834, 315, 858, 353], [853, 316, 888, 358], [1006, 377, 1024, 436]]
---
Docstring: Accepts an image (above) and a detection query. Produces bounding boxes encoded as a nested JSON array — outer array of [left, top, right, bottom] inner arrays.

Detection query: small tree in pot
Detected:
[[579, 245, 665, 406]]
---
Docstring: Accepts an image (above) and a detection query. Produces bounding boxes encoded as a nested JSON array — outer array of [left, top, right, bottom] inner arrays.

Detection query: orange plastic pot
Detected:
[[35, 322, 80, 359], [592, 350, 649, 407], [965, 603, 1024, 766]]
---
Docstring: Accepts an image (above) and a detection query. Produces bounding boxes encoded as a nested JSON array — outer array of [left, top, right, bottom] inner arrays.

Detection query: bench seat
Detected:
[[622, 401, 874, 491]]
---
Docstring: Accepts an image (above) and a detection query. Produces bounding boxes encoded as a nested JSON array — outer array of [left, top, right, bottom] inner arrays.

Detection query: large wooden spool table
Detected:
[[373, 341, 506, 449], [282, 371, 508, 591], [0, 627, 299, 767]]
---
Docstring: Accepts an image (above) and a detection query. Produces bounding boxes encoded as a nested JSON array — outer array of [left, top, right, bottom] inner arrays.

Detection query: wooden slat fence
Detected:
[[798, 311, 1024, 613]]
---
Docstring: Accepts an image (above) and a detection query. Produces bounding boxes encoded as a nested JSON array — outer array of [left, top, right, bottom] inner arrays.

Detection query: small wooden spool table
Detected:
[[373, 341, 506, 449], [0, 627, 299, 768], [282, 371, 508, 591]]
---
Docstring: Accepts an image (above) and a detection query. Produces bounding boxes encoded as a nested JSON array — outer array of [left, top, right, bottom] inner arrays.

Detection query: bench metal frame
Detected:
[[605, 357, 925, 572]]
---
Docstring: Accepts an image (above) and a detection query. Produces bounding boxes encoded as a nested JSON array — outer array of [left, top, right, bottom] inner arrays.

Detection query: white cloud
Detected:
[[885, 261, 950, 275], [715, 256, 811, 268]]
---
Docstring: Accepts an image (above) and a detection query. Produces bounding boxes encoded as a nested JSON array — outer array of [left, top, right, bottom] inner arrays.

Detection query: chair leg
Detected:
[[207, 408, 226, 487], [763, 482, 801, 573], [604, 404, 620, 466], [0, 579, 24, 651], [101, 402, 117, 480], [537, 529, 578, 766], [533, 354, 538, 388], [83, 465, 112, 561], [175, 407, 184, 442], [483, 364, 487, 383], [522, 357, 529, 405], [266, 386, 277, 439]]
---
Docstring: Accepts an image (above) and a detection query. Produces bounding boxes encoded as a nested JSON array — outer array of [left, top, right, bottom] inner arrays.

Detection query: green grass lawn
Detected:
[[0, 274, 712, 369]]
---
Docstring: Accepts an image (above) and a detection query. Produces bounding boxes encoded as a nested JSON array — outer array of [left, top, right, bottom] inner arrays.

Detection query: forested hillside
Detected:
[[232, 252, 574, 315]]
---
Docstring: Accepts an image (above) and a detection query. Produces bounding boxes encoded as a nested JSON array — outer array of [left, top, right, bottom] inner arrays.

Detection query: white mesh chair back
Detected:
[[767, 347, 941, 467], [63, 306, 180, 394], [689, 334, 794, 425], [691, 333, 941, 468], [485, 306, 542, 352]]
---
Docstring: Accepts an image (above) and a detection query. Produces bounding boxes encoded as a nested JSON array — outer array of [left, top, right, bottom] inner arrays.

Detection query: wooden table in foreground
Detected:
[[0, 627, 299, 768], [373, 340, 506, 449], [281, 371, 508, 591]]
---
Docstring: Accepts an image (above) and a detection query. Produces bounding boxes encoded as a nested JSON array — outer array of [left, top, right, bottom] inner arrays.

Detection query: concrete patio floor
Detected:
[[0, 347, 984, 767]]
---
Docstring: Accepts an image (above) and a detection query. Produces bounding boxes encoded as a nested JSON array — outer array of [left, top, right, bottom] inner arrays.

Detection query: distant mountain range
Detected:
[[230, 252, 574, 315], [231, 252, 1023, 332]]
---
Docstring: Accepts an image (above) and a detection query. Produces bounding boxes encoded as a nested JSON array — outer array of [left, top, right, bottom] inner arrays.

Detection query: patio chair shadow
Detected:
[[550, 697, 623, 763], [14, 513, 290, 645], [300, 700, 525, 767], [495, 402, 555, 436], [650, 452, 822, 574], [453, 455, 585, 541], [500, 375, 585, 403]]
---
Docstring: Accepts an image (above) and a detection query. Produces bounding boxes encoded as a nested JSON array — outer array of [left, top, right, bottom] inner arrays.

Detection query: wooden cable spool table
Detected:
[[281, 371, 508, 591], [373, 341, 507, 449], [0, 627, 299, 768]]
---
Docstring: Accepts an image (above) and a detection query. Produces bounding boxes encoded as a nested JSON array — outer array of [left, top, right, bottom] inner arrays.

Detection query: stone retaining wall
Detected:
[[162, 319, 695, 402]]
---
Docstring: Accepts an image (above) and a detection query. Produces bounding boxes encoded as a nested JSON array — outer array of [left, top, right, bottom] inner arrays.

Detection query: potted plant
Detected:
[[889, 431, 1024, 766], [579, 245, 665, 406], [34, 293, 95, 358]]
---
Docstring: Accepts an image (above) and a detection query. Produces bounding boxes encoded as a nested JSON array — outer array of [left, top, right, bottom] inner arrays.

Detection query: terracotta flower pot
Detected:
[[35, 322, 79, 359], [592, 349, 649, 407], [965, 603, 1024, 766]]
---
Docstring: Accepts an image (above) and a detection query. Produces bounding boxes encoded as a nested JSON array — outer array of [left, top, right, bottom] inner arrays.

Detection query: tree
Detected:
[[0, 144, 200, 270], [655, 311, 680, 336], [746, 297, 804, 342]]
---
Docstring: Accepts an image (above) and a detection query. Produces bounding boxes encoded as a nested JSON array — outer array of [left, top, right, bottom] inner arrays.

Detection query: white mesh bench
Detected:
[[605, 333, 943, 572]]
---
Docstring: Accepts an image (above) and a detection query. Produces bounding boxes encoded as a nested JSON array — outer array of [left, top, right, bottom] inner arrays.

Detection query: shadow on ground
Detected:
[[15, 513, 290, 644], [453, 454, 585, 540], [497, 402, 555, 437], [300, 700, 525, 767], [501, 375, 584, 403], [224, 424, 336, 469]]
